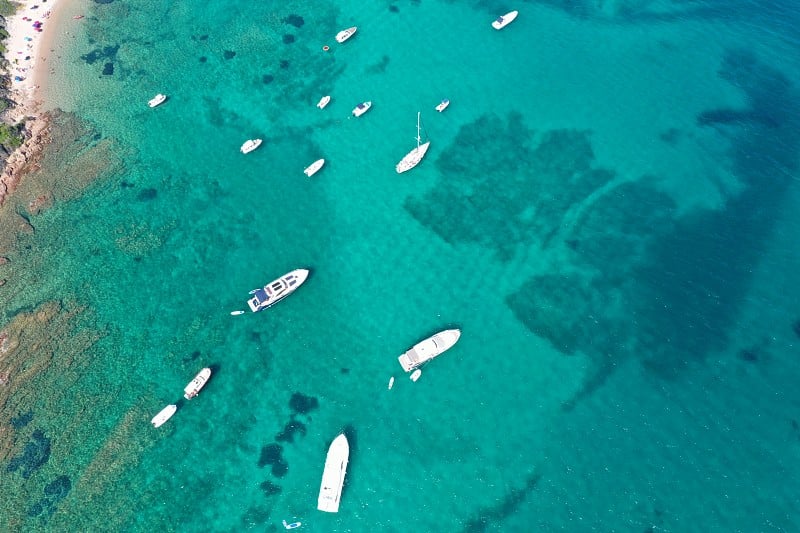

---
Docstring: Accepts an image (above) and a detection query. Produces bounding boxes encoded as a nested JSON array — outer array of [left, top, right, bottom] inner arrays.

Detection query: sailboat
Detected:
[[395, 112, 430, 173]]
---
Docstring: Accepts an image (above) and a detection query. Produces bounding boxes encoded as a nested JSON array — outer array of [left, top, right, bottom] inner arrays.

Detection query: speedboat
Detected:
[[492, 10, 518, 30], [352, 101, 372, 117], [148, 93, 167, 108], [247, 268, 309, 312], [410, 369, 422, 382], [151, 404, 177, 428], [335, 26, 357, 43], [435, 99, 450, 112], [184, 368, 211, 400], [240, 139, 262, 154], [317, 95, 331, 109], [317, 434, 349, 513], [282, 520, 302, 530], [398, 329, 461, 372], [304, 158, 325, 177]]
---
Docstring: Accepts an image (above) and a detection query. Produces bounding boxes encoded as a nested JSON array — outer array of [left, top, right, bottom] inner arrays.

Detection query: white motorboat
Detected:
[[410, 369, 422, 382], [396, 112, 430, 173], [435, 99, 450, 112], [317, 434, 349, 513], [304, 158, 325, 177], [148, 93, 167, 108], [335, 26, 357, 43], [282, 520, 302, 530], [398, 329, 461, 372], [247, 268, 309, 312], [151, 404, 177, 428], [492, 10, 518, 30], [317, 95, 331, 109], [184, 368, 211, 400], [388, 376, 395, 390], [240, 139, 262, 154], [352, 101, 372, 117]]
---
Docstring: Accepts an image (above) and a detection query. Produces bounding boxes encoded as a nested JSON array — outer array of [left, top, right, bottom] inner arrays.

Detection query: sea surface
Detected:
[[1, 0, 800, 531]]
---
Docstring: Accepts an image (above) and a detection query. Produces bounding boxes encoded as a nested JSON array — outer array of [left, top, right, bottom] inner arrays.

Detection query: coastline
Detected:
[[0, 0, 71, 206]]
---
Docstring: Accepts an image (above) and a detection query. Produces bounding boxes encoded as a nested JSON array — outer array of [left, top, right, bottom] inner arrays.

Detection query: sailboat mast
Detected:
[[416, 111, 421, 149]]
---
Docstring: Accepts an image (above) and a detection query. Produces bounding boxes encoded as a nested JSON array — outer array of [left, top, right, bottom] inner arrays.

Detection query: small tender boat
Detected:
[[304, 158, 325, 177], [282, 520, 302, 530], [240, 139, 262, 154], [151, 404, 177, 428], [352, 101, 372, 117], [317, 95, 331, 109], [398, 329, 461, 372], [435, 99, 450, 112], [230, 310, 245, 316], [335, 26, 357, 43], [247, 269, 309, 312], [184, 368, 211, 400], [410, 369, 422, 382], [317, 434, 349, 513], [148, 93, 167, 108], [388, 376, 395, 390], [492, 10, 518, 30]]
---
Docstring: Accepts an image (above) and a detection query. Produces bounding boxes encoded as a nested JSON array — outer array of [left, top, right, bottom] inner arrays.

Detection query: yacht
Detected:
[[317, 95, 331, 109], [435, 99, 450, 112], [335, 26, 357, 43], [240, 139, 263, 154], [148, 94, 167, 108], [151, 404, 177, 428], [304, 159, 325, 177], [492, 10, 518, 30], [398, 329, 461, 372], [352, 101, 372, 117], [247, 268, 309, 312], [396, 112, 430, 173], [184, 368, 211, 400], [317, 434, 349, 513]]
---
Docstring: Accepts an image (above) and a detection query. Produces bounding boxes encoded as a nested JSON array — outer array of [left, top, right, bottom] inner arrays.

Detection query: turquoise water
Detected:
[[2, 0, 800, 530]]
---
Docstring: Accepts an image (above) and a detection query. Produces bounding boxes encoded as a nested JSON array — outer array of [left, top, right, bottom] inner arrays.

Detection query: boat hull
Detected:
[[317, 434, 349, 512], [335, 27, 357, 43], [151, 404, 177, 428], [352, 101, 372, 117], [304, 159, 326, 177], [396, 141, 431, 173], [317, 96, 331, 109], [398, 329, 461, 372], [240, 139, 263, 154], [247, 268, 309, 312], [492, 10, 518, 30], [184, 368, 211, 400], [435, 99, 450, 112], [148, 94, 166, 108]]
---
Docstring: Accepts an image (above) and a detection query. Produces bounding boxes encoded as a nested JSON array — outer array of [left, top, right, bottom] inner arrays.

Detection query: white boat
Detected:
[[492, 10, 518, 30], [396, 112, 430, 173], [282, 520, 302, 530], [435, 99, 450, 112], [352, 101, 372, 117], [148, 93, 167, 108], [317, 434, 349, 513], [247, 268, 309, 312], [184, 368, 211, 400], [304, 158, 325, 177], [151, 404, 177, 428], [317, 95, 331, 109], [388, 376, 395, 390], [240, 139, 263, 154], [335, 26, 357, 43], [410, 369, 422, 382], [398, 329, 461, 372]]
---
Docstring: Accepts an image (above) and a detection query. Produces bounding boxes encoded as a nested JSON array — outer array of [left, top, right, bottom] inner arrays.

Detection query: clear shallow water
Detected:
[[2, 0, 800, 531]]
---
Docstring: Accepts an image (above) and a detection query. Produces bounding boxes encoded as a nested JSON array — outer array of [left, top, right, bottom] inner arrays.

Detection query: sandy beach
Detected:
[[4, 0, 70, 120], [0, 0, 72, 205]]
